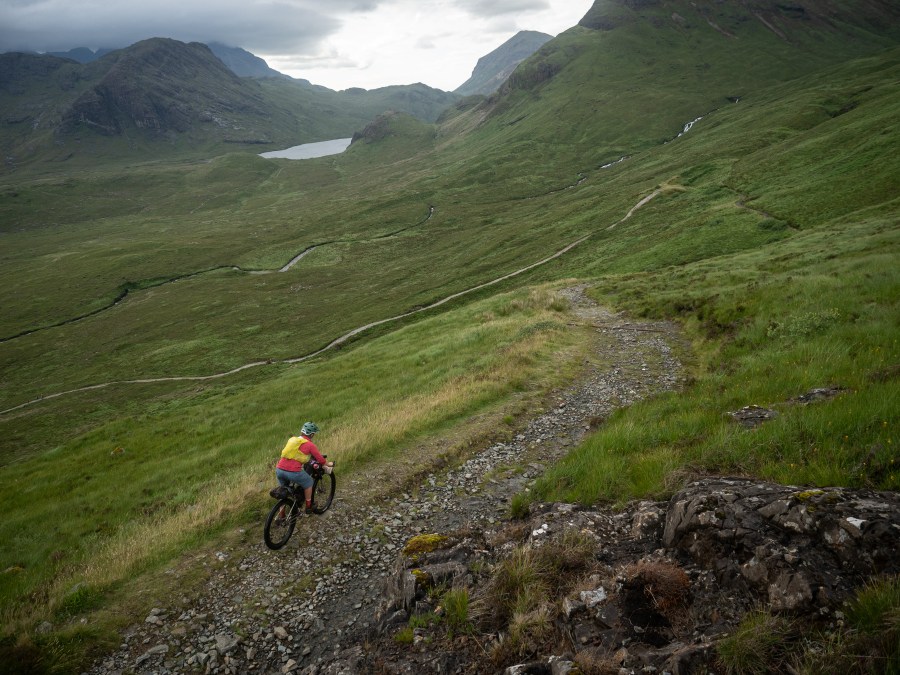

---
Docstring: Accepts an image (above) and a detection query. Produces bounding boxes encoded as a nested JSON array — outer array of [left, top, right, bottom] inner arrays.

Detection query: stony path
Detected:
[[88, 286, 684, 675]]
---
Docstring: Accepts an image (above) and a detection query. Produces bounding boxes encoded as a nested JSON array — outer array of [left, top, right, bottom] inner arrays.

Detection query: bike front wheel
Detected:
[[264, 498, 298, 549], [310, 473, 336, 514]]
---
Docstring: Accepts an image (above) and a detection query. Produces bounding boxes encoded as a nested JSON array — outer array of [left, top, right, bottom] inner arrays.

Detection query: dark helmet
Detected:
[[300, 422, 319, 436]]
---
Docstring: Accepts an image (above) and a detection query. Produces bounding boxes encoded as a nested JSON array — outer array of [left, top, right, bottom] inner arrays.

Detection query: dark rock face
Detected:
[[57, 38, 266, 137], [341, 478, 900, 674], [455, 31, 553, 97], [207, 42, 289, 79], [0, 52, 70, 88], [664, 479, 900, 610]]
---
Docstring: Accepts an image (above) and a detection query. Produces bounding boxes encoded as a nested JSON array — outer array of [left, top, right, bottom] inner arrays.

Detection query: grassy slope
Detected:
[[529, 48, 900, 504], [0, 285, 582, 608], [5, 7, 886, 412], [0, 1, 898, 667]]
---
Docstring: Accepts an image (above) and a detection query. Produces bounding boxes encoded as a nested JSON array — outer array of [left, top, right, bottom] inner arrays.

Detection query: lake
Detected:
[[259, 138, 353, 160]]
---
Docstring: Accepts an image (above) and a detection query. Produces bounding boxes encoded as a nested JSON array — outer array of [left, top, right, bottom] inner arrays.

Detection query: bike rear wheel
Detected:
[[310, 473, 336, 514], [264, 498, 298, 549]]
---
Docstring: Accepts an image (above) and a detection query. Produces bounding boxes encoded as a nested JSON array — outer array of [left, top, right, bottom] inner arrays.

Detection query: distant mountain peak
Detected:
[[454, 30, 553, 97], [206, 42, 293, 80]]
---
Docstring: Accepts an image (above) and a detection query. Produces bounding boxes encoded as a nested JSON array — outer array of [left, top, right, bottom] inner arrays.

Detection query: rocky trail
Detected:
[[84, 285, 900, 675], [87, 286, 687, 675]]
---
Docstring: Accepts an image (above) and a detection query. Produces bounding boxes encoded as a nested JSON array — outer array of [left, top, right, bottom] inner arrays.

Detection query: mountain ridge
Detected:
[[206, 42, 291, 80], [454, 30, 553, 96], [0, 37, 460, 172]]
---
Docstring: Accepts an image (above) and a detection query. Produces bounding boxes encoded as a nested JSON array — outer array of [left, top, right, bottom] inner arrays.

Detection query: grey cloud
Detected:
[[454, 0, 550, 17], [0, 0, 384, 53]]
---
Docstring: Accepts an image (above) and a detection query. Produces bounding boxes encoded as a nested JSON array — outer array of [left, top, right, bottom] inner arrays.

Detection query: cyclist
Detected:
[[275, 422, 333, 512]]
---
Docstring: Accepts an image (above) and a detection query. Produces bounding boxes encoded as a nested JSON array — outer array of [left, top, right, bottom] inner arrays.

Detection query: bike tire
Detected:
[[264, 498, 297, 550], [310, 472, 336, 514]]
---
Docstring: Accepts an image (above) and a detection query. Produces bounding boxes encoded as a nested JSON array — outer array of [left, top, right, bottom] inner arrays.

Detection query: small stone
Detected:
[[215, 633, 240, 653], [580, 587, 608, 609]]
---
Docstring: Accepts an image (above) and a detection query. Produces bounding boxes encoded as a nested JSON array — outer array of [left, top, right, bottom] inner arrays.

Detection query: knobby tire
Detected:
[[310, 473, 336, 514], [264, 498, 297, 550]]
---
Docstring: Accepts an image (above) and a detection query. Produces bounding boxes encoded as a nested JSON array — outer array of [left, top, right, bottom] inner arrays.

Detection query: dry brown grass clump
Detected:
[[621, 559, 691, 628], [573, 647, 622, 675]]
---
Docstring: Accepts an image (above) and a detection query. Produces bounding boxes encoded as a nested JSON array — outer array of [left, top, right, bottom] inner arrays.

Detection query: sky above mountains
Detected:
[[0, 0, 594, 91]]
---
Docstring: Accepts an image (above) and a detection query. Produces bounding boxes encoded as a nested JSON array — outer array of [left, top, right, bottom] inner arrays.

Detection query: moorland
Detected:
[[0, 0, 898, 671]]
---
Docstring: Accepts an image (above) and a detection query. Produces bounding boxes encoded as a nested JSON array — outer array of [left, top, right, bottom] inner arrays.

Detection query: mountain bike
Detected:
[[264, 458, 336, 550]]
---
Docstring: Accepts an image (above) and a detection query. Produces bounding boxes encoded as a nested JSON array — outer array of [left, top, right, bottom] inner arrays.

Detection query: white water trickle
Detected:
[[600, 156, 629, 169], [679, 116, 703, 137]]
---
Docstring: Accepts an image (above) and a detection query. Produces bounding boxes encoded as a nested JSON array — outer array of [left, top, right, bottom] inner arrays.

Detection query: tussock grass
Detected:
[[441, 588, 472, 634], [532, 211, 899, 505], [792, 575, 900, 675], [717, 609, 798, 675], [478, 528, 595, 664], [0, 284, 583, 646], [718, 576, 900, 674]]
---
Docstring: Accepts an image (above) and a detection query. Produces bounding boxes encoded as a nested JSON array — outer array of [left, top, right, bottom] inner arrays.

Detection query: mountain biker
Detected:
[[275, 422, 333, 512]]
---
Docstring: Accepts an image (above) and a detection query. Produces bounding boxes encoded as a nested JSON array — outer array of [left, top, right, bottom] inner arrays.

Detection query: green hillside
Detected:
[[0, 0, 898, 670]]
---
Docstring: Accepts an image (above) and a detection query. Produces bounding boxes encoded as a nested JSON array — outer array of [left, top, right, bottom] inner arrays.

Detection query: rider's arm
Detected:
[[306, 441, 328, 465]]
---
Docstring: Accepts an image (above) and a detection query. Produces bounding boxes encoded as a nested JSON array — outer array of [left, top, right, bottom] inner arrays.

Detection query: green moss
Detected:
[[403, 534, 449, 558], [393, 627, 414, 644], [411, 568, 433, 589], [793, 489, 825, 501]]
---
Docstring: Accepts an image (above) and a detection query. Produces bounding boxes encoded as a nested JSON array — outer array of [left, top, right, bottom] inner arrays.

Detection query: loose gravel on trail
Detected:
[[88, 286, 685, 675]]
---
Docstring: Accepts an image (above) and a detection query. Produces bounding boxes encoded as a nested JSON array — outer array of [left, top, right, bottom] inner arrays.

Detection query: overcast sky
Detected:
[[0, 0, 594, 91]]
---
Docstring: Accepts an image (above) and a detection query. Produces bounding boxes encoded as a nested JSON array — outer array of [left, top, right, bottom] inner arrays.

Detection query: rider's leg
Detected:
[[275, 466, 313, 510]]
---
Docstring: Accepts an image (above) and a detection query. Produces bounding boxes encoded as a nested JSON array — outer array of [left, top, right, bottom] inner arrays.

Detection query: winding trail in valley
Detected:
[[0, 208, 437, 345], [0, 177, 686, 417], [2, 107, 716, 346], [1, 229, 591, 416], [1, 112, 714, 416]]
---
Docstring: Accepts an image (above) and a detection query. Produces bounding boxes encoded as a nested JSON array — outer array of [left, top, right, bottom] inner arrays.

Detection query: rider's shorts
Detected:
[[276, 466, 313, 490]]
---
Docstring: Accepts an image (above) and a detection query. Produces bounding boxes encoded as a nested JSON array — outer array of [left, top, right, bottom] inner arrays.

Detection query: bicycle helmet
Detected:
[[300, 422, 319, 436]]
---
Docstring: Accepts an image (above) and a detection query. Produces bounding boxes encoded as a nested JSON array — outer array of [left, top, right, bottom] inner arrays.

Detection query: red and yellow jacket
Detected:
[[276, 435, 326, 473]]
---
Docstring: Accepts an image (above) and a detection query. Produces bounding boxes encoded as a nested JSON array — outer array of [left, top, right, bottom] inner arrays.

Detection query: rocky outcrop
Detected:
[[664, 479, 900, 608], [351, 478, 899, 674]]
